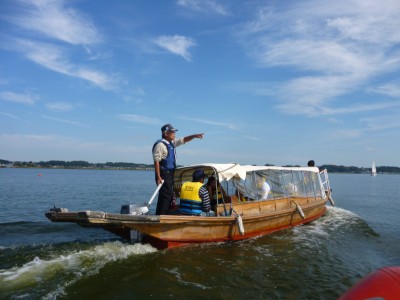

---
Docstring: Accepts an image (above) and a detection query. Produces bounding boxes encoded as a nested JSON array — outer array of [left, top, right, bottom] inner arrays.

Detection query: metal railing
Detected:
[[319, 169, 331, 199]]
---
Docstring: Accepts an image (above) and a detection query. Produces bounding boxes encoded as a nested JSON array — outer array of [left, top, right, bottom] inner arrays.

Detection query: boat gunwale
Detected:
[[45, 197, 327, 226]]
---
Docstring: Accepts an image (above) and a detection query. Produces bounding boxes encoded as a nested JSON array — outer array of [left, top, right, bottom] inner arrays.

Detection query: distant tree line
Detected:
[[0, 159, 154, 170], [320, 165, 364, 173], [1, 159, 400, 173], [319, 165, 400, 174], [270, 163, 400, 174]]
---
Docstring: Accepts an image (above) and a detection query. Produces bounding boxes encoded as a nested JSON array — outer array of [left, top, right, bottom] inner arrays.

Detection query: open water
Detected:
[[0, 168, 399, 299]]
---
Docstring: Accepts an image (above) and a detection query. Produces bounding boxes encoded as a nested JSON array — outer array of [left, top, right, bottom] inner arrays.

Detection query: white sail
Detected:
[[371, 161, 377, 176]]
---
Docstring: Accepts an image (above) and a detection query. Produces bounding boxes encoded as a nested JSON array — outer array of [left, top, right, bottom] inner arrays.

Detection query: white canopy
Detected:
[[175, 163, 320, 182]]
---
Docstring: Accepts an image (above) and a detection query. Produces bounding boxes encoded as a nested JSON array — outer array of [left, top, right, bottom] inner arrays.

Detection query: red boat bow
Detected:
[[340, 266, 400, 300]]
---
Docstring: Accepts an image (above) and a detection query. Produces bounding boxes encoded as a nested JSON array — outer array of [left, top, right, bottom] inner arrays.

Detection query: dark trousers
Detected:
[[155, 169, 174, 215]]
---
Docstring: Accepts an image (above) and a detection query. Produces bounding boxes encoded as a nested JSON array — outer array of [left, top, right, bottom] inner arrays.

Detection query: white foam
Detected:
[[0, 245, 14, 250], [165, 267, 209, 290], [288, 206, 365, 244], [0, 241, 157, 294], [317, 206, 361, 228]]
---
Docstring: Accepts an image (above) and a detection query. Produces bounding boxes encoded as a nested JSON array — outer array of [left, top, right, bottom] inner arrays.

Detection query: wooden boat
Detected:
[[45, 163, 334, 249]]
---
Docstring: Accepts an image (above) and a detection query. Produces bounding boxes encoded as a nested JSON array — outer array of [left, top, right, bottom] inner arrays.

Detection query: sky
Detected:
[[1, 0, 400, 168]]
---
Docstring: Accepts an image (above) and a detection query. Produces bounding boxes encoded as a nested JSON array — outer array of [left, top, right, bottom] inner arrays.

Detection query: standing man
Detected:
[[152, 124, 204, 215]]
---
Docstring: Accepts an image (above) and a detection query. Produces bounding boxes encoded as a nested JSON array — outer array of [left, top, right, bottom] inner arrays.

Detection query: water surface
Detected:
[[1, 168, 399, 299]]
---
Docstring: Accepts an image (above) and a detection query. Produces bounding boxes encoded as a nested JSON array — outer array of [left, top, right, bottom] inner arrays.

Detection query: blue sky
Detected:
[[1, 0, 400, 167]]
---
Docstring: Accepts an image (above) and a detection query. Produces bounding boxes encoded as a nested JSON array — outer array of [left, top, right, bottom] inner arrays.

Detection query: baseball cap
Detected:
[[161, 124, 178, 132], [193, 169, 205, 181]]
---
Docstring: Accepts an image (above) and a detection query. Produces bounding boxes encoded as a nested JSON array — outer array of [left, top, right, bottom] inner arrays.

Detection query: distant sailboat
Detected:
[[371, 161, 377, 176]]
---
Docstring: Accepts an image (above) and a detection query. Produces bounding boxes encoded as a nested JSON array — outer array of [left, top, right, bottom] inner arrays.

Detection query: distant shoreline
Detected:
[[2, 167, 400, 175], [1, 159, 400, 174], [1, 166, 154, 171], [0, 159, 154, 170]]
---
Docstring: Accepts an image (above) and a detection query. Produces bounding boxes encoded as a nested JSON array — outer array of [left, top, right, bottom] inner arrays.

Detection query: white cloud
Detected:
[[177, 0, 229, 15], [322, 102, 400, 115], [42, 115, 89, 127], [244, 135, 261, 142], [277, 78, 400, 115], [76, 68, 112, 89], [276, 75, 354, 115], [252, 39, 374, 76], [117, 114, 160, 125], [369, 82, 400, 97], [361, 114, 400, 131], [329, 111, 400, 141], [180, 116, 236, 130], [45, 102, 74, 112], [0, 91, 38, 105], [2, 1, 115, 91], [327, 118, 343, 124], [12, 39, 115, 90], [0, 112, 30, 123], [11, 0, 101, 45], [153, 35, 196, 61], [238, 0, 400, 116], [325, 3, 400, 45], [332, 129, 363, 139]]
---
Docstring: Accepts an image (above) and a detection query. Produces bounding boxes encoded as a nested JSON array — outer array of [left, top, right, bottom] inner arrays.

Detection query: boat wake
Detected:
[[0, 241, 157, 299], [323, 206, 377, 234], [287, 206, 379, 248], [244, 206, 381, 275], [294, 206, 376, 234], [165, 267, 210, 290]]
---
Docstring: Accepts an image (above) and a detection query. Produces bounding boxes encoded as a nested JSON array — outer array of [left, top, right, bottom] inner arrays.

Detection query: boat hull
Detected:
[[45, 197, 327, 249], [339, 266, 400, 300]]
